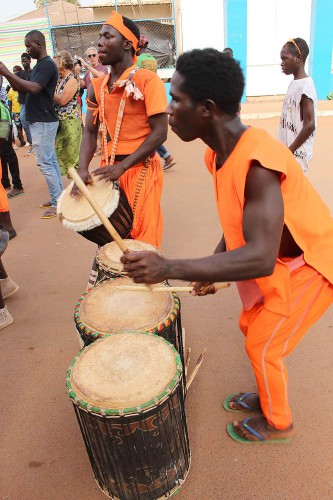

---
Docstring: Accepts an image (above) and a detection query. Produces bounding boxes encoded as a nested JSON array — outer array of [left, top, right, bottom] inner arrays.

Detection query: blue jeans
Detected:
[[30, 121, 63, 206], [20, 104, 32, 145], [157, 144, 171, 160]]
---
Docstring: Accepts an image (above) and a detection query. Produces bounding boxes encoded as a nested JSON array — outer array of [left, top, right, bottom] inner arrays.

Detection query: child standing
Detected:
[[278, 38, 317, 175]]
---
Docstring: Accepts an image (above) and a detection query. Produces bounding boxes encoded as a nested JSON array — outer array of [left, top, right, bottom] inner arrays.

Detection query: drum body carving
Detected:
[[96, 240, 161, 281], [74, 277, 183, 355], [66, 333, 191, 499], [57, 179, 133, 246]]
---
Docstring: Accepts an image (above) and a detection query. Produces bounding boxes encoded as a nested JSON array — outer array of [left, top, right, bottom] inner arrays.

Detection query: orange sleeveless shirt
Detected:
[[205, 127, 333, 316], [91, 65, 167, 156]]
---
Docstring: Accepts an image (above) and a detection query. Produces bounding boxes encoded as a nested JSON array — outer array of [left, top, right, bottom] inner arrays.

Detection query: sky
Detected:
[[0, 0, 94, 23]]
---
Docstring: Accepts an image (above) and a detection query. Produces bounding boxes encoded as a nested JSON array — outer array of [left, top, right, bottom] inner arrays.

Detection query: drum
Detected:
[[57, 179, 133, 246], [74, 276, 183, 354], [66, 332, 191, 499], [96, 239, 162, 281]]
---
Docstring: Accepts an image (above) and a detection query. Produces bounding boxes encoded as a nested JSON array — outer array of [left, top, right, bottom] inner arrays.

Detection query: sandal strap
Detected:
[[237, 392, 257, 411], [242, 418, 265, 441]]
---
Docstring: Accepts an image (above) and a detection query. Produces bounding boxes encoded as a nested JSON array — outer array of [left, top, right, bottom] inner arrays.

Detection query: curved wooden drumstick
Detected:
[[68, 167, 128, 253], [115, 282, 231, 292]]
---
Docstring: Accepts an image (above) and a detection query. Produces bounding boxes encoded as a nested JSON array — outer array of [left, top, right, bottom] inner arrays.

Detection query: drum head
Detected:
[[57, 179, 120, 232], [68, 333, 182, 413], [79, 277, 174, 334], [96, 240, 161, 274]]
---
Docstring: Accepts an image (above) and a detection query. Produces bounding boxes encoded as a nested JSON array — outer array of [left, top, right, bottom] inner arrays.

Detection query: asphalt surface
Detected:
[[1, 104, 332, 499]]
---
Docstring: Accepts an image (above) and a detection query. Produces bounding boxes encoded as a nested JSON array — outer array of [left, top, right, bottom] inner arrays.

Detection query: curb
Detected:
[[242, 110, 333, 120]]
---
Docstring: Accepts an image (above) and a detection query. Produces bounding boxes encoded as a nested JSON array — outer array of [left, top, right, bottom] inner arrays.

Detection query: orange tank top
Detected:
[[91, 65, 167, 156], [205, 127, 333, 316]]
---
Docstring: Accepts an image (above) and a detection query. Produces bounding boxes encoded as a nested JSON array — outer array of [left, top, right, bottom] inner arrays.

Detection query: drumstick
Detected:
[[68, 167, 128, 254], [186, 348, 207, 391], [115, 282, 231, 292], [185, 347, 191, 377]]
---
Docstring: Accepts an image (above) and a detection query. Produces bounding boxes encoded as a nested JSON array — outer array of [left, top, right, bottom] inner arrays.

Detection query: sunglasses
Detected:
[[87, 54, 98, 58]]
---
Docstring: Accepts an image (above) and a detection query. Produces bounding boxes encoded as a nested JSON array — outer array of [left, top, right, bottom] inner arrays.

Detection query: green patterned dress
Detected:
[[55, 74, 82, 176]]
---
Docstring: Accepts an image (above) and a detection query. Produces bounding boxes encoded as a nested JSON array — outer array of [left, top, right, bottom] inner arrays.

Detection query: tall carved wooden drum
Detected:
[[66, 333, 191, 499]]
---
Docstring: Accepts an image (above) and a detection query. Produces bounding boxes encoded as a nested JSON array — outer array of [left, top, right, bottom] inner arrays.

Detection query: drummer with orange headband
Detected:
[[73, 12, 168, 251]]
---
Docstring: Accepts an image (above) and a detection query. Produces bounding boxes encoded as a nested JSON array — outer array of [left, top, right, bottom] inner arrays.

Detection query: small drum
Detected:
[[66, 332, 191, 499], [96, 239, 162, 281], [57, 179, 133, 246], [74, 276, 183, 354]]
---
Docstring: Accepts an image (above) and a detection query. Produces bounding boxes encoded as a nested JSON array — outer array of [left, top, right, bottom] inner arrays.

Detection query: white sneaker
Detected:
[[0, 306, 13, 329], [0, 276, 19, 299]]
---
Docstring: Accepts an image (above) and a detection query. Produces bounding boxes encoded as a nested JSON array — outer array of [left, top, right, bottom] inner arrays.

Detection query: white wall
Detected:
[[247, 0, 312, 96], [180, 0, 225, 52], [179, 0, 312, 96]]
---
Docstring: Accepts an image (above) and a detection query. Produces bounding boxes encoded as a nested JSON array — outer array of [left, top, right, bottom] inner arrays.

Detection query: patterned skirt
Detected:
[[56, 116, 82, 176]]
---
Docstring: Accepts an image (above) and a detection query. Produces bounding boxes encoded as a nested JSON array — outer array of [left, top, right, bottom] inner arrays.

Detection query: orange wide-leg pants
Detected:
[[239, 262, 333, 430], [0, 160, 9, 213], [118, 155, 163, 249]]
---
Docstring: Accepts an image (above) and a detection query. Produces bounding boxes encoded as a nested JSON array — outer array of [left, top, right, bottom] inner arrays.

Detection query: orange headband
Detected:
[[288, 39, 302, 58], [105, 11, 139, 62]]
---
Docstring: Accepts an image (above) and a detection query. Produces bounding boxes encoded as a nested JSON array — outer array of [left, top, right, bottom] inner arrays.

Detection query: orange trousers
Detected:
[[119, 154, 163, 249], [239, 262, 333, 429], [0, 159, 9, 212]]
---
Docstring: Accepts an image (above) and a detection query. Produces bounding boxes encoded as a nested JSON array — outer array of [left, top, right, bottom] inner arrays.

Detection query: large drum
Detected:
[[66, 333, 191, 499], [96, 239, 162, 281], [57, 179, 133, 246], [74, 276, 183, 353]]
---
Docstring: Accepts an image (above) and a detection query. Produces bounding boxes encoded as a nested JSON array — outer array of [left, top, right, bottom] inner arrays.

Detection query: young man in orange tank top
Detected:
[[121, 49, 333, 444]]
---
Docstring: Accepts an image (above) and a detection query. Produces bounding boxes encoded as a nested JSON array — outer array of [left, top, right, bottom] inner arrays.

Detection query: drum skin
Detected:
[[74, 277, 182, 351]]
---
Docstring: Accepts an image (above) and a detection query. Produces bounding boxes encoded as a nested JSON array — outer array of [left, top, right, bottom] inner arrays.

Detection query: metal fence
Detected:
[[48, 1, 176, 70]]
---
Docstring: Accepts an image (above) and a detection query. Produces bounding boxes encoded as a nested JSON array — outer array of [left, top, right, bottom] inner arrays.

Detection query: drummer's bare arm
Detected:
[[71, 87, 99, 196], [93, 112, 168, 182], [122, 163, 284, 285]]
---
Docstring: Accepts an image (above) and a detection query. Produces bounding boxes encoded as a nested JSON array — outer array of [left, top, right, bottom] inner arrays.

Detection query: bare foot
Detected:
[[231, 416, 294, 442], [228, 392, 262, 412]]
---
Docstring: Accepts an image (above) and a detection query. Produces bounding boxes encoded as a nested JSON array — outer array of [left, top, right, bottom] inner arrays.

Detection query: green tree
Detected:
[[34, 0, 80, 7]]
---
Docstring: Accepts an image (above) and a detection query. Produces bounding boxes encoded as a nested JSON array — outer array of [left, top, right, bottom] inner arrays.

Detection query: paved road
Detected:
[[1, 109, 332, 499]]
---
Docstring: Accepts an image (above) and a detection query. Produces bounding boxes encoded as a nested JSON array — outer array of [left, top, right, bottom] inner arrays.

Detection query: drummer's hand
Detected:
[[92, 164, 125, 182], [190, 281, 217, 296], [121, 251, 168, 284], [70, 170, 93, 197]]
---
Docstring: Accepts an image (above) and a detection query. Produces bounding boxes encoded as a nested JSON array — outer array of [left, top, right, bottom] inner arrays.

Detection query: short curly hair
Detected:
[[176, 48, 244, 115]]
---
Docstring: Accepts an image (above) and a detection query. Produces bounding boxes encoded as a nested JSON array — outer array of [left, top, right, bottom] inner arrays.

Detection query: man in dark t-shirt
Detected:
[[0, 30, 63, 218], [15, 52, 33, 149]]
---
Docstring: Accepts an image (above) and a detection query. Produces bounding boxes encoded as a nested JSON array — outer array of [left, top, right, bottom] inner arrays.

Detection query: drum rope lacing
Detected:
[[99, 69, 150, 217]]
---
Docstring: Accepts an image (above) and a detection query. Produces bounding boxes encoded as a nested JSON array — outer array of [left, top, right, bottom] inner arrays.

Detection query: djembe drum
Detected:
[[57, 178, 133, 246], [74, 276, 183, 355], [66, 332, 191, 499], [96, 239, 162, 281]]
